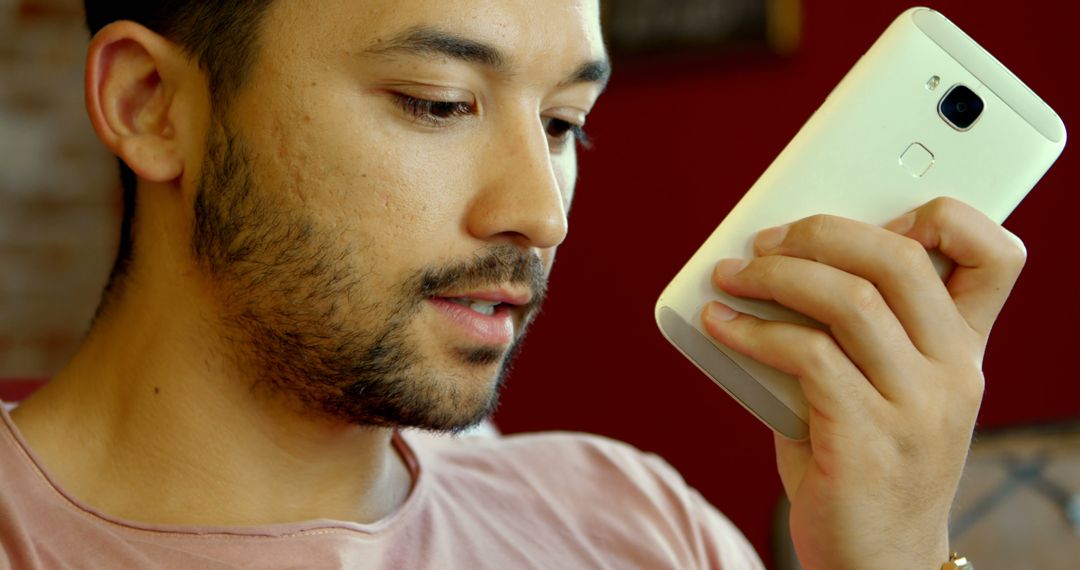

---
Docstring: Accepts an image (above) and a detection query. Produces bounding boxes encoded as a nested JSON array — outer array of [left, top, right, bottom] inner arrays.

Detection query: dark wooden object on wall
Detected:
[[601, 0, 802, 56]]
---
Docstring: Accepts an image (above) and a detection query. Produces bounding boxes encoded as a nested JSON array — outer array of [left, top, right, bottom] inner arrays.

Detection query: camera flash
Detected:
[[926, 75, 941, 90]]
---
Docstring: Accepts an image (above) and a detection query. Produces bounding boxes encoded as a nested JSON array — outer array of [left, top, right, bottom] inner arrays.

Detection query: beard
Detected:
[[190, 117, 547, 433]]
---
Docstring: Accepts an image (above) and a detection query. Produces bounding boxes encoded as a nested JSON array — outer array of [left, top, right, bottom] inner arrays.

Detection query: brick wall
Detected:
[[0, 0, 118, 379]]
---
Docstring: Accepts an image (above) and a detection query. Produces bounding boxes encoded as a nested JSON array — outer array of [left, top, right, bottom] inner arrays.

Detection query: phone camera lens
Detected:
[[938, 84, 984, 130]]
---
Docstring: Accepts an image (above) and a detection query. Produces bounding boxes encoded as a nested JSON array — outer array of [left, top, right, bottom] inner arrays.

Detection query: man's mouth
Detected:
[[426, 288, 532, 346], [433, 287, 532, 314], [441, 298, 505, 317]]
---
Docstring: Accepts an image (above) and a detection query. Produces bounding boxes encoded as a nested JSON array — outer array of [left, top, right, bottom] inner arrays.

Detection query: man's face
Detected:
[[189, 0, 608, 430]]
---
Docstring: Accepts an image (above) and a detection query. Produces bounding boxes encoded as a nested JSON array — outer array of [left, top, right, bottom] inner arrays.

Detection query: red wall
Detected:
[[495, 1, 1079, 564]]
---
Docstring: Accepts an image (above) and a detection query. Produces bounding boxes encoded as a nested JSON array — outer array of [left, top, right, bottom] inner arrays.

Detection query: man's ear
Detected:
[[85, 21, 188, 183]]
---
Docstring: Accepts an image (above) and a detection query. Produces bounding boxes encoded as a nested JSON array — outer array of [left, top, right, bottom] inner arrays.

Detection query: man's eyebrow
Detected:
[[366, 26, 509, 71], [564, 60, 612, 92], [366, 25, 612, 91]]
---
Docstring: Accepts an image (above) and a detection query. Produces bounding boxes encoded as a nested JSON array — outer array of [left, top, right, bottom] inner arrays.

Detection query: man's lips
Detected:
[[433, 288, 532, 307], [426, 288, 533, 347]]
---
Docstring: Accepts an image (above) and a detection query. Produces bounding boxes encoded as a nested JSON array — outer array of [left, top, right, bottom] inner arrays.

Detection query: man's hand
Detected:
[[701, 198, 1027, 570]]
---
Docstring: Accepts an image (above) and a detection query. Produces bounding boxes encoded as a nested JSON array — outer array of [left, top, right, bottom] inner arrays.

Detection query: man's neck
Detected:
[[10, 285, 412, 527]]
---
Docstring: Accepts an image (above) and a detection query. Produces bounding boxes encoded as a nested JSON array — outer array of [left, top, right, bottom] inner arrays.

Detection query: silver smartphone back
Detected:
[[654, 7, 1067, 440]]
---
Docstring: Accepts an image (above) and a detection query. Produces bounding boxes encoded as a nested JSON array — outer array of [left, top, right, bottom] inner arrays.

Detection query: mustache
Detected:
[[417, 245, 548, 313]]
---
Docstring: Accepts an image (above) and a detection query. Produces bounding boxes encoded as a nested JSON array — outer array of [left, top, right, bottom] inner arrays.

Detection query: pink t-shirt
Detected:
[[0, 405, 763, 569]]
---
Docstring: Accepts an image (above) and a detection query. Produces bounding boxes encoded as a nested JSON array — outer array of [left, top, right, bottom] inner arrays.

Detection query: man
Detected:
[[0, 1, 1024, 568]]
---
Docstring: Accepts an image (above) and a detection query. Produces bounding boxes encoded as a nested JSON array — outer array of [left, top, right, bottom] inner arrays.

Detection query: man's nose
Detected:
[[465, 117, 569, 250]]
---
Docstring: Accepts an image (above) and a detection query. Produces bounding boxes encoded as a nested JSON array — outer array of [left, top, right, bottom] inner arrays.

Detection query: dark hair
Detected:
[[85, 1, 276, 314]]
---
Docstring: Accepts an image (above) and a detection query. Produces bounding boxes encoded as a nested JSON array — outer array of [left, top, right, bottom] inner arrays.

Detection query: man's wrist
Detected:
[[940, 552, 973, 570]]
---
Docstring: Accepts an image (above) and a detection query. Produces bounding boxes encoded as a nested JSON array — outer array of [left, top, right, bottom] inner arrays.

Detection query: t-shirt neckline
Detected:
[[0, 400, 425, 538]]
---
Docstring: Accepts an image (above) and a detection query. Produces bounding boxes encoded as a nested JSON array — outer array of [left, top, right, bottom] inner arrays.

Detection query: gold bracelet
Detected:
[[941, 552, 973, 570]]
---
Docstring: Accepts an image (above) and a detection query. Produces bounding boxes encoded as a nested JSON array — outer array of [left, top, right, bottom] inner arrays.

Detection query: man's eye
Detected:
[[545, 118, 591, 150], [394, 94, 475, 125]]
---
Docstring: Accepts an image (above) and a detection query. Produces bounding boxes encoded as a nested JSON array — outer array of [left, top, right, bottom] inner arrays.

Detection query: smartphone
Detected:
[[654, 7, 1067, 440]]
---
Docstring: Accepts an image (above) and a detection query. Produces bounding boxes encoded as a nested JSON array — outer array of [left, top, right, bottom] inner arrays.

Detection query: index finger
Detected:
[[884, 197, 1027, 339]]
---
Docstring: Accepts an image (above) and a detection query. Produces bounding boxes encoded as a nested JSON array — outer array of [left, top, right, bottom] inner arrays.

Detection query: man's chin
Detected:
[[420, 366, 507, 434], [377, 391, 502, 435], [301, 332, 525, 433], [453, 345, 508, 367], [312, 362, 503, 434]]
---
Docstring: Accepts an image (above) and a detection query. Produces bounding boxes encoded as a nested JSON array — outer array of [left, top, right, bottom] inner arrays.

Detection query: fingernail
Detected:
[[755, 224, 789, 252], [884, 211, 917, 235], [704, 302, 739, 323], [714, 258, 750, 279]]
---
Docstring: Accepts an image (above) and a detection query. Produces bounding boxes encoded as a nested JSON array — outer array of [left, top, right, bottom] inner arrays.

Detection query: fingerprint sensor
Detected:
[[900, 143, 934, 178]]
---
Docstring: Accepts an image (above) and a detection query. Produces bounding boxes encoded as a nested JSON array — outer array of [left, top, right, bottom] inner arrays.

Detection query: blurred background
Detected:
[[1, 0, 1077, 567]]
